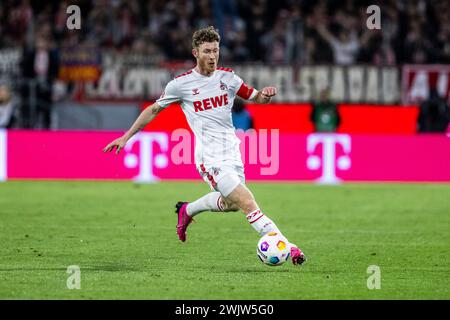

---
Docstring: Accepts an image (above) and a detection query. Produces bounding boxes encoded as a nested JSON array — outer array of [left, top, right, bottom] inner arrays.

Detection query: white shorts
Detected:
[[197, 163, 245, 197]]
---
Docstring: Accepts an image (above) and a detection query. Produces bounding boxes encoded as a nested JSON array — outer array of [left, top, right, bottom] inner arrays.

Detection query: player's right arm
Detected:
[[103, 79, 180, 154], [102, 103, 164, 154]]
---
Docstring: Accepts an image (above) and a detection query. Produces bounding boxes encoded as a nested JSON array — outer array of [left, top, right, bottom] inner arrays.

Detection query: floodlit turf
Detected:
[[0, 181, 449, 299]]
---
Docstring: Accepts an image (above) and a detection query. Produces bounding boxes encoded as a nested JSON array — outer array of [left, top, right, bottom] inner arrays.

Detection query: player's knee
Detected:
[[223, 206, 239, 212], [221, 198, 240, 212], [227, 204, 240, 212]]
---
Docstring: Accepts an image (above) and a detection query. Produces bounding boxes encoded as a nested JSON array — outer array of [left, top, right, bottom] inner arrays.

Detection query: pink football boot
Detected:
[[290, 246, 307, 265], [175, 202, 193, 242]]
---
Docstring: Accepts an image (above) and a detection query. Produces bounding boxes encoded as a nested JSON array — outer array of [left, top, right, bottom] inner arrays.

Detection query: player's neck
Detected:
[[194, 65, 215, 77]]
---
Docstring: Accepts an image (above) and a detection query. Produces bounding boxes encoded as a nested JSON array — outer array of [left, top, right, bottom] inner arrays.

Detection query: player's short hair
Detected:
[[192, 26, 220, 49]]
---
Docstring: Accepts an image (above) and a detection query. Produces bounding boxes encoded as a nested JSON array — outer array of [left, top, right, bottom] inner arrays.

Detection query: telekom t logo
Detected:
[[123, 132, 169, 182], [306, 134, 351, 184]]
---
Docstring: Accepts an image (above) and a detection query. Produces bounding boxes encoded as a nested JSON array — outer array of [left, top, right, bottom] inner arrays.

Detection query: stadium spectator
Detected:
[[232, 98, 253, 131], [211, 0, 240, 48], [20, 36, 59, 129], [357, 30, 396, 66], [5, 0, 33, 47], [226, 27, 251, 62], [261, 25, 287, 63], [316, 22, 360, 65], [240, 0, 268, 62], [310, 88, 341, 133], [417, 88, 450, 133], [0, 84, 16, 128]]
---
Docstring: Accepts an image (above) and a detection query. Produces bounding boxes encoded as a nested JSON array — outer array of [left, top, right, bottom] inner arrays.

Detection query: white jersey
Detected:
[[156, 67, 257, 167]]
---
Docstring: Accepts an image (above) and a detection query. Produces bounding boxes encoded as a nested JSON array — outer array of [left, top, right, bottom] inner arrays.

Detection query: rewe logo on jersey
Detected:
[[306, 134, 352, 184], [193, 93, 229, 112]]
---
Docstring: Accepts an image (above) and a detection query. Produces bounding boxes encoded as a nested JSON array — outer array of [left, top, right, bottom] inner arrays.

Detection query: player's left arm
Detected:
[[252, 87, 277, 104], [233, 72, 276, 104], [235, 82, 276, 104]]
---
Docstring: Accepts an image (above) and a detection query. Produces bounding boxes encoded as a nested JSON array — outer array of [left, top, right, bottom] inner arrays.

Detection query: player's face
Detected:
[[194, 41, 220, 73]]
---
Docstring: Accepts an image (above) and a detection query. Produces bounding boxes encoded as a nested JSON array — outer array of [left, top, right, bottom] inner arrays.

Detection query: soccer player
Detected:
[[103, 26, 306, 265]]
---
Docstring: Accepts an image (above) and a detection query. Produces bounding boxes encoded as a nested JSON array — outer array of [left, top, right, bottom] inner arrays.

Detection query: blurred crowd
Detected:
[[0, 0, 449, 65], [0, 0, 449, 130]]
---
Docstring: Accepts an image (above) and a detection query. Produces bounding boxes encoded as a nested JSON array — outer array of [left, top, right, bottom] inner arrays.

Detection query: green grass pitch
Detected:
[[0, 181, 449, 299]]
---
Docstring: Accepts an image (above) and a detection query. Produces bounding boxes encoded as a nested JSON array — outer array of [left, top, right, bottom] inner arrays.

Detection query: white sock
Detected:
[[246, 209, 281, 236], [246, 209, 297, 251], [186, 192, 224, 217]]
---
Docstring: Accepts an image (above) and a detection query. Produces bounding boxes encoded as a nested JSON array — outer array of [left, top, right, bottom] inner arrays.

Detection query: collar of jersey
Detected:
[[192, 68, 216, 78]]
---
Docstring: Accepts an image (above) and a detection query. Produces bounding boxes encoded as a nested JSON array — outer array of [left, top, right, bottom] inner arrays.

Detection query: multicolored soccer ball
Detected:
[[256, 232, 290, 266]]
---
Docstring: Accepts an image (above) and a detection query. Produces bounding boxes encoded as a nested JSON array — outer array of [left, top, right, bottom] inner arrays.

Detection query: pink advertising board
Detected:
[[0, 129, 449, 183]]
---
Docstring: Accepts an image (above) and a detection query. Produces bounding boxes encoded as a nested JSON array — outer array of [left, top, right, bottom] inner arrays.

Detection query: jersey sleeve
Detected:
[[156, 79, 181, 108], [230, 72, 258, 101]]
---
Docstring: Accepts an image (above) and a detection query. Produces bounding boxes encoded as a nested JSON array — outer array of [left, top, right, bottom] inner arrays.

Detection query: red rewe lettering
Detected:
[[211, 95, 224, 108], [193, 101, 203, 112], [195, 94, 229, 112], [203, 98, 212, 110]]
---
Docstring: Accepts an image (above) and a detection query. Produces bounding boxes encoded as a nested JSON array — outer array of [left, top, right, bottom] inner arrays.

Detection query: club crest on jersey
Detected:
[[192, 88, 200, 95], [219, 81, 228, 90], [211, 167, 221, 176]]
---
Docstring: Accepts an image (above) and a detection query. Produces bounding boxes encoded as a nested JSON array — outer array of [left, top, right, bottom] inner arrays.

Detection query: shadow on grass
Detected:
[[0, 264, 141, 272], [201, 267, 294, 273]]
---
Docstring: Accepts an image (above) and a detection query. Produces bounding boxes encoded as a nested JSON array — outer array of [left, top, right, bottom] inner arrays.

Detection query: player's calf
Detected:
[[225, 184, 281, 236]]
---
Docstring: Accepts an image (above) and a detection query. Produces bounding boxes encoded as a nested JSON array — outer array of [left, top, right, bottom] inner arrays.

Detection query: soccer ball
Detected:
[[256, 232, 290, 266]]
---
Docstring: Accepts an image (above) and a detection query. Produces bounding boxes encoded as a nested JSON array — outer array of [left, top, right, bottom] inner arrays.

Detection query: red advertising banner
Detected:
[[1, 129, 449, 183], [402, 64, 450, 105], [141, 103, 419, 134]]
